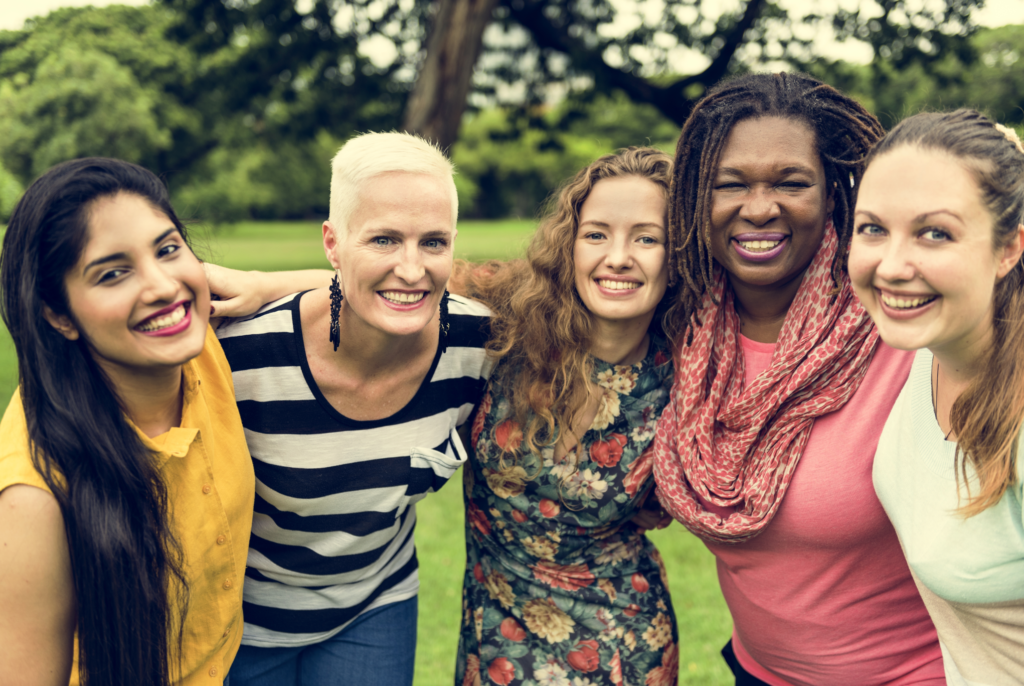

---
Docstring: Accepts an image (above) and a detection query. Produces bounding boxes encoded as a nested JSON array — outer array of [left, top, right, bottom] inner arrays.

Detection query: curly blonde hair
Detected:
[[457, 147, 684, 462]]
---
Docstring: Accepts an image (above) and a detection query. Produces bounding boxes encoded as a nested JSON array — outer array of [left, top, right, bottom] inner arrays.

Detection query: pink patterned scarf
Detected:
[[653, 222, 879, 544]]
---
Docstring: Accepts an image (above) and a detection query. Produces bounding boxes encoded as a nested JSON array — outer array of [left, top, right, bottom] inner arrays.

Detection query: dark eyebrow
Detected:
[[854, 210, 882, 223], [716, 165, 816, 177], [855, 209, 964, 224], [82, 227, 179, 275]]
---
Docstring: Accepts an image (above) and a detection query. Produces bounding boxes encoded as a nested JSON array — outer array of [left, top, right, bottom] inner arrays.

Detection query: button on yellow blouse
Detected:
[[0, 327, 255, 685]]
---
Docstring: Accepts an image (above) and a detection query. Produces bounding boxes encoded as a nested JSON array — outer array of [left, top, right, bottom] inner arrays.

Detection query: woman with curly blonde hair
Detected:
[[453, 147, 686, 686]]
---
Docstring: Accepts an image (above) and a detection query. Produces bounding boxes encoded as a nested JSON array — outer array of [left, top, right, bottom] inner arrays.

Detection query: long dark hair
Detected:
[[671, 72, 885, 331], [0, 158, 191, 685], [863, 109, 1024, 516]]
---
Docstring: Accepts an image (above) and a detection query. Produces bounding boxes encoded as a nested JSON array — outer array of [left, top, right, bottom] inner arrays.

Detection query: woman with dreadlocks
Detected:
[[652, 73, 945, 684]]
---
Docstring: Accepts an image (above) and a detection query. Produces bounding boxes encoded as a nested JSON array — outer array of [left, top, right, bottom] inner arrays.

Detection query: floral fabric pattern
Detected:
[[456, 338, 678, 686]]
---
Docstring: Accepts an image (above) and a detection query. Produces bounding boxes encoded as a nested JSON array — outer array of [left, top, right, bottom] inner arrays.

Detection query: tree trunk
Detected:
[[402, 0, 498, 151]]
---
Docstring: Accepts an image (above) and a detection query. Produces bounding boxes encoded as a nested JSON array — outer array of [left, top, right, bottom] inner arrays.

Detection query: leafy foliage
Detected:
[[0, 1, 1015, 221]]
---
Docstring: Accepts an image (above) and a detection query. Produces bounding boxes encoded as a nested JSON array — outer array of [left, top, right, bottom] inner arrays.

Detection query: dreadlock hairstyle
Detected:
[[458, 147, 683, 464], [0, 158, 190, 685], [863, 109, 1024, 517], [671, 72, 884, 332]]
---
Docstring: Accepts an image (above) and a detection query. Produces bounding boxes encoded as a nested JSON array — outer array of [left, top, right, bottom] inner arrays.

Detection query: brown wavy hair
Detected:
[[863, 109, 1024, 516], [456, 147, 683, 463], [670, 72, 884, 336]]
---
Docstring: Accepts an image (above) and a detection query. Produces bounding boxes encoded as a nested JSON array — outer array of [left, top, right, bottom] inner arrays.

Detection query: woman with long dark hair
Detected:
[[652, 73, 946, 684], [0, 157, 255, 685], [850, 109, 1024, 684], [453, 147, 685, 686]]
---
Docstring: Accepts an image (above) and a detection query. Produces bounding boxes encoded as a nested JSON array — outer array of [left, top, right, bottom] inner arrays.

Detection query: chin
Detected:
[[872, 323, 931, 352]]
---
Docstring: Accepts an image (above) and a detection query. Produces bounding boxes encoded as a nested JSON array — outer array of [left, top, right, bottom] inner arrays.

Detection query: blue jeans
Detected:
[[226, 597, 418, 686]]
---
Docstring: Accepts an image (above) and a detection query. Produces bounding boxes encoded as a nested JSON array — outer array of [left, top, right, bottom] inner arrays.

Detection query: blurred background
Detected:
[[0, 1, 1021, 683], [0, 0, 1021, 225]]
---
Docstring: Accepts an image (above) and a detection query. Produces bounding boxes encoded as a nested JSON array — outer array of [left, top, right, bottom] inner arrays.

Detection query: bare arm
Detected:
[[0, 485, 77, 686], [204, 264, 334, 319]]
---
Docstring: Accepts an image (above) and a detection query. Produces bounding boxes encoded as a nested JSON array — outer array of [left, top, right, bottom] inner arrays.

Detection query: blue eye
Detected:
[[423, 238, 448, 249], [855, 223, 885, 236], [922, 228, 951, 242], [374, 236, 392, 246]]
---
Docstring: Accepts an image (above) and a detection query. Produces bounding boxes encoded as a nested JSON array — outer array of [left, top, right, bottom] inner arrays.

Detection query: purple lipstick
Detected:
[[732, 233, 788, 262]]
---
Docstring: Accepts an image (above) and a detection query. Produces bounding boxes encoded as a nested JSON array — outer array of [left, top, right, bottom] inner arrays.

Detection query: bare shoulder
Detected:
[[0, 485, 76, 685], [0, 483, 73, 595]]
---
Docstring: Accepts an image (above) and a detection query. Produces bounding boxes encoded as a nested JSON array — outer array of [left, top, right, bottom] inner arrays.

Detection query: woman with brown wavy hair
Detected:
[[850, 109, 1024, 684], [453, 147, 685, 686]]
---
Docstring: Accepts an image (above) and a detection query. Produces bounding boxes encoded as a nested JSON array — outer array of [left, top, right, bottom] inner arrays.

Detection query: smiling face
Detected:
[[850, 145, 1023, 360], [325, 171, 455, 339], [710, 116, 834, 297], [573, 175, 669, 332], [51, 192, 210, 379]]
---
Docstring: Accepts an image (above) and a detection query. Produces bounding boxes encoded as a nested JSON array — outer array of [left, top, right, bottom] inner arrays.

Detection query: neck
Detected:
[[98, 360, 184, 438], [313, 290, 439, 377], [589, 315, 653, 366], [932, 317, 994, 393], [931, 315, 995, 438], [729, 273, 805, 344]]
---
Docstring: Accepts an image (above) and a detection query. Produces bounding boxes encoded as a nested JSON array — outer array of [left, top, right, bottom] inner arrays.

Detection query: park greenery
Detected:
[[0, 3, 1020, 682], [0, 1, 1021, 224]]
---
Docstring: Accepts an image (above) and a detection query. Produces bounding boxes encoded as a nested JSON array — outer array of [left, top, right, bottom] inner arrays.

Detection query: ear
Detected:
[[322, 221, 342, 271], [997, 223, 1024, 279], [42, 305, 80, 341]]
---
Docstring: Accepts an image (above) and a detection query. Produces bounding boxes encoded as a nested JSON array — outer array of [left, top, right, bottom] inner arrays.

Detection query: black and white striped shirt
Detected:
[[217, 292, 492, 647]]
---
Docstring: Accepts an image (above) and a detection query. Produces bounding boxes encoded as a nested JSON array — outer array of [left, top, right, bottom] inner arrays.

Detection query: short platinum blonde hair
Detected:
[[328, 131, 458, 234]]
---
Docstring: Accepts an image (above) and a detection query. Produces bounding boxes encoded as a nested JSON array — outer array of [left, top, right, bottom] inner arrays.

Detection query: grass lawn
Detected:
[[0, 220, 732, 685]]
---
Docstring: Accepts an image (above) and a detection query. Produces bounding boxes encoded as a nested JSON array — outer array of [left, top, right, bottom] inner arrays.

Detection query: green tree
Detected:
[[0, 5, 202, 179], [808, 24, 1024, 128]]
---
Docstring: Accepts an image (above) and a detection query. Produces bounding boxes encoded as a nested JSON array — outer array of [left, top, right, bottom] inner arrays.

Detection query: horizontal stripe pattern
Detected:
[[218, 291, 491, 647]]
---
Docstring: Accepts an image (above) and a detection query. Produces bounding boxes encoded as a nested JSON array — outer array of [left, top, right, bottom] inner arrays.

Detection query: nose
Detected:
[[392, 242, 426, 284], [738, 187, 781, 226], [875, 238, 917, 283], [139, 260, 180, 304], [604, 236, 634, 270]]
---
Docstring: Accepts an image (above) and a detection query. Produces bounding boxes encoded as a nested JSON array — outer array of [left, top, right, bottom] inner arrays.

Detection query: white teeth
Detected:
[[137, 303, 187, 332], [597, 279, 640, 291], [881, 294, 936, 309], [380, 291, 427, 304], [738, 240, 781, 251]]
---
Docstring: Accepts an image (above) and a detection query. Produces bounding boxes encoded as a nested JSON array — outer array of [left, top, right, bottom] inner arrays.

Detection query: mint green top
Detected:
[[874, 349, 1024, 684]]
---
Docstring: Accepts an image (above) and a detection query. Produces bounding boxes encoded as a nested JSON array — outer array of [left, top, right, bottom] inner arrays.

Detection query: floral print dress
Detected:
[[456, 337, 678, 686]]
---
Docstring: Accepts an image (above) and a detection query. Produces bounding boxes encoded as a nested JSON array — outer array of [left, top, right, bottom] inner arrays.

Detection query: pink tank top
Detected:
[[705, 336, 944, 686]]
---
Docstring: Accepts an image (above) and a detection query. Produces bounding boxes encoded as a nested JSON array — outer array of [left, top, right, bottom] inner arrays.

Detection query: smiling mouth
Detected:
[[380, 291, 427, 305], [736, 239, 782, 252], [596, 279, 641, 291], [136, 302, 189, 332], [880, 293, 937, 310]]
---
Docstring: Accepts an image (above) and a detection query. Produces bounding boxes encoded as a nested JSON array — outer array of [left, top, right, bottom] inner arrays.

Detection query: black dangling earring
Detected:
[[439, 289, 450, 354], [329, 271, 343, 351]]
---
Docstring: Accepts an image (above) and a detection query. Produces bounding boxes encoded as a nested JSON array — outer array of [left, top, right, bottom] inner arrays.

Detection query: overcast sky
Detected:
[[1, 0, 1022, 67]]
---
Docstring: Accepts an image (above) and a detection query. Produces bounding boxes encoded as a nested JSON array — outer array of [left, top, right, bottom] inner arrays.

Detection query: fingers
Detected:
[[209, 295, 258, 319]]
